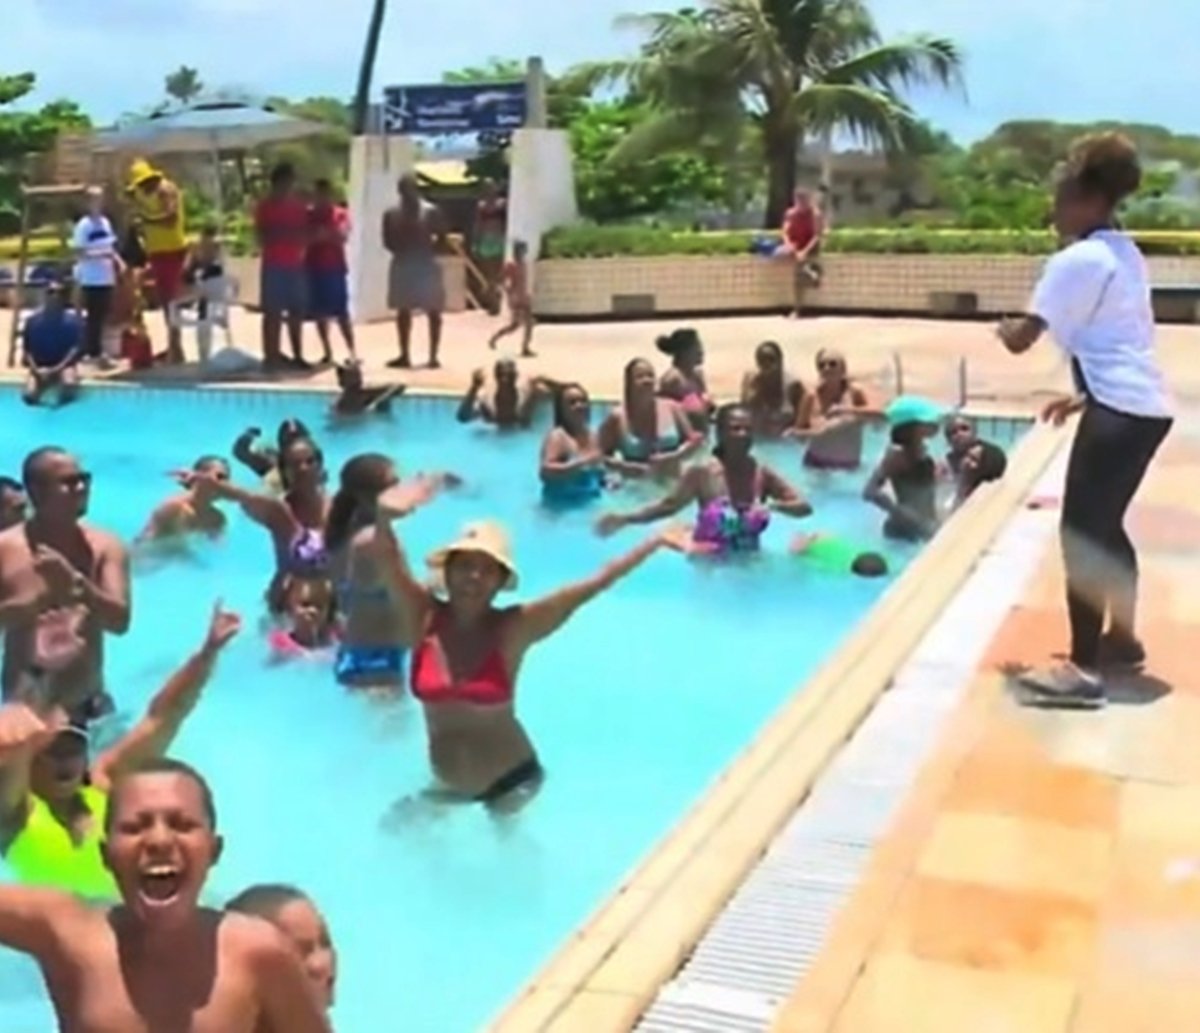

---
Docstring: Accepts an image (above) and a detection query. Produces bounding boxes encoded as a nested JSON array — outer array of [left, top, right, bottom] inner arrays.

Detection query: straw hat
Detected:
[[426, 521, 519, 592], [127, 158, 161, 189]]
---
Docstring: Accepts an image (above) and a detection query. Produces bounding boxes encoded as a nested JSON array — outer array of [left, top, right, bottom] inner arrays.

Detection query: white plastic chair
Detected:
[[169, 274, 239, 363]]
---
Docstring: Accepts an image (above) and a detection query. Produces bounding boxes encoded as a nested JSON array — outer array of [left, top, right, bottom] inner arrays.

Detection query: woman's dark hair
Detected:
[[325, 453, 395, 554], [278, 436, 324, 491], [1061, 132, 1142, 207], [712, 402, 752, 459], [623, 357, 653, 402], [756, 340, 783, 366], [226, 883, 309, 920], [552, 382, 589, 429], [276, 418, 311, 452], [656, 328, 701, 364], [966, 441, 1008, 489]]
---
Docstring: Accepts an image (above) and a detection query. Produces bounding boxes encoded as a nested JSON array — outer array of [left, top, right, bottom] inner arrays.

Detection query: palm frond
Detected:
[[793, 82, 917, 150], [824, 36, 965, 95]]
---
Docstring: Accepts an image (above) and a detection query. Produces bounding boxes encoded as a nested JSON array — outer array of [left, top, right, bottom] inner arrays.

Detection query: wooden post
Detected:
[[6, 189, 34, 367], [525, 57, 548, 129]]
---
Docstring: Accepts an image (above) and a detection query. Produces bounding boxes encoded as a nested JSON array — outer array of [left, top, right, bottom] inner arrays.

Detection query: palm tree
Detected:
[[164, 66, 204, 105], [586, 0, 964, 225], [352, 0, 389, 135]]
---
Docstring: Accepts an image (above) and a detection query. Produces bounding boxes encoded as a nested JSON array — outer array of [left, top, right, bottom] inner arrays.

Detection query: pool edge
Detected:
[[486, 419, 1065, 1033]]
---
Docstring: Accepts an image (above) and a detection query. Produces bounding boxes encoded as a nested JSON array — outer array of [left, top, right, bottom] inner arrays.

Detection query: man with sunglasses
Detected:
[[20, 282, 83, 407], [0, 448, 130, 725]]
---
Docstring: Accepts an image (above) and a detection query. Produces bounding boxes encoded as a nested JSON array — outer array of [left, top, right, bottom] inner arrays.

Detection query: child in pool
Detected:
[[226, 884, 337, 1014], [864, 398, 942, 541], [790, 533, 890, 576], [952, 439, 1008, 509], [269, 576, 338, 659]]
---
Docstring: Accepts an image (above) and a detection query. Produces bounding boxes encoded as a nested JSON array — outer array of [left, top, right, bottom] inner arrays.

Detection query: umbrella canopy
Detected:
[[98, 99, 328, 155]]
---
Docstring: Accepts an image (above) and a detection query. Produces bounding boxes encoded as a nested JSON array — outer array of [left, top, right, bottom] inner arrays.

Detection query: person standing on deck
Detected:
[[473, 179, 508, 313], [307, 178, 356, 365], [255, 162, 312, 370], [127, 160, 187, 363], [997, 132, 1172, 708], [382, 173, 448, 370], [0, 447, 130, 725], [70, 186, 122, 368]]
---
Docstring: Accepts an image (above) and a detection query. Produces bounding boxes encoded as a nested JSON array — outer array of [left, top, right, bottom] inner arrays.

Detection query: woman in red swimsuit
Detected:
[[373, 511, 688, 808]]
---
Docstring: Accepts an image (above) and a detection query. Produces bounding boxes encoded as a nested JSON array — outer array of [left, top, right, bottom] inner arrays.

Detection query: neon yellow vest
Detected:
[[6, 786, 117, 899]]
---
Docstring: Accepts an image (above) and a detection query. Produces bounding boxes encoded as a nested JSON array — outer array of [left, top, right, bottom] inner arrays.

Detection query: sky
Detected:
[[7, 0, 1198, 142]]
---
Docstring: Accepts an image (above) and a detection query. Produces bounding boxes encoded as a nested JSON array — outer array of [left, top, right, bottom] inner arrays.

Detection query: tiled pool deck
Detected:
[[770, 420, 1200, 1031]]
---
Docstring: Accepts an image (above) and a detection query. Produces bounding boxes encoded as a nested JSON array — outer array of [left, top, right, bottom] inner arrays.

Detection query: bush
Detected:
[[541, 224, 1200, 259]]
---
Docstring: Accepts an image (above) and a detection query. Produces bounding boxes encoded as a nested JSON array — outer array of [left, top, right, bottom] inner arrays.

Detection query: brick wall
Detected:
[[534, 253, 1200, 318]]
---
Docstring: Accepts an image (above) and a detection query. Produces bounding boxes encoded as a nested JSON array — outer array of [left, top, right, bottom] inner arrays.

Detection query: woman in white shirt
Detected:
[[71, 185, 121, 363], [997, 133, 1172, 707]]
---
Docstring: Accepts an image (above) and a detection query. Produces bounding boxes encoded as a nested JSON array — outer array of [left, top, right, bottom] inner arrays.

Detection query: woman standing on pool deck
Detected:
[[996, 133, 1172, 706], [187, 436, 330, 610], [740, 340, 807, 438], [656, 328, 713, 433], [794, 349, 877, 469], [325, 455, 449, 690], [374, 513, 690, 805], [539, 383, 607, 507], [597, 403, 813, 552], [598, 358, 701, 479]]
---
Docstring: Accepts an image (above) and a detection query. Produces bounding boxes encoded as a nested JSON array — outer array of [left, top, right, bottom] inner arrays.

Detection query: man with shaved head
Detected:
[[381, 172, 447, 370], [0, 447, 130, 722]]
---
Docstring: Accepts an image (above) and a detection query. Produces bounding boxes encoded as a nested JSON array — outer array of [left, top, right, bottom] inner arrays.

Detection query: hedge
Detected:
[[541, 225, 1200, 259]]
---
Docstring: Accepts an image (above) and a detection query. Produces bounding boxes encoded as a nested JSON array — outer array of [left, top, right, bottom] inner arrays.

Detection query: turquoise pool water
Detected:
[[0, 386, 1025, 1031]]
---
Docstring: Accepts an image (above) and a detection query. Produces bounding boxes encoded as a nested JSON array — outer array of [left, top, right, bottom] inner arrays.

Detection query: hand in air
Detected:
[[0, 703, 67, 760], [33, 545, 77, 597], [595, 513, 625, 538], [203, 600, 242, 653], [33, 606, 88, 672], [470, 368, 486, 389], [378, 477, 438, 520]]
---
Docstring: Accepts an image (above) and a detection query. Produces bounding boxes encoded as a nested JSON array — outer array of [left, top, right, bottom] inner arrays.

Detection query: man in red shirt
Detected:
[[776, 187, 826, 318], [254, 163, 310, 369], [307, 179, 355, 365]]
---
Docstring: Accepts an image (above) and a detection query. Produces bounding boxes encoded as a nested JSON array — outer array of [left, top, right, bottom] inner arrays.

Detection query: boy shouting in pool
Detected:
[[0, 758, 330, 1032]]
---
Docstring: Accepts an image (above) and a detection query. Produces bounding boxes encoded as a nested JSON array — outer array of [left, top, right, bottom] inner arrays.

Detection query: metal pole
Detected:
[[958, 356, 968, 408]]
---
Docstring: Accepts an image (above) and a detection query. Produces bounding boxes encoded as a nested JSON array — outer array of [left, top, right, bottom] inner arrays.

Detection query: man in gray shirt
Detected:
[[381, 174, 447, 369]]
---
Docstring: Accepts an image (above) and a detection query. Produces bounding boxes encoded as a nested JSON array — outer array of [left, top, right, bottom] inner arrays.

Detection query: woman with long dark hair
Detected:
[[538, 383, 606, 507], [997, 132, 1172, 706], [596, 403, 812, 553], [740, 340, 806, 438], [597, 357, 699, 479], [656, 328, 713, 433], [324, 454, 448, 690]]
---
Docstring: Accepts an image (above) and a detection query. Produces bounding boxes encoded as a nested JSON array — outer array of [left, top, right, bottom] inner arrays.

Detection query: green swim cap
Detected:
[[886, 395, 945, 428]]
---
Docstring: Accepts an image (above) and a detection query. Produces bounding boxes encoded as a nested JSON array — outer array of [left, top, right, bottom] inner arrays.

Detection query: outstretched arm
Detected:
[[0, 883, 81, 956], [0, 704, 65, 851], [373, 480, 442, 638], [91, 603, 241, 789], [596, 466, 701, 534], [512, 527, 684, 651], [185, 470, 290, 532]]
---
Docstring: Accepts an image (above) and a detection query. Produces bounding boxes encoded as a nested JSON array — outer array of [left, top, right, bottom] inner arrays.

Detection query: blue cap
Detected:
[[885, 395, 945, 428]]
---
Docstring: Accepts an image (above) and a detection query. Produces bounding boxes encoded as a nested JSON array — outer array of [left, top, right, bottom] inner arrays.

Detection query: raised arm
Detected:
[[186, 470, 291, 532], [457, 370, 486, 424], [232, 429, 277, 478], [0, 882, 80, 957], [91, 604, 240, 789], [511, 527, 683, 652], [372, 481, 442, 636], [0, 703, 64, 851]]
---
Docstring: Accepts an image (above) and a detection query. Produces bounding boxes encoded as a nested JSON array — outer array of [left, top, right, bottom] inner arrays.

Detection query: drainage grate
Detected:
[[635, 451, 1068, 1033]]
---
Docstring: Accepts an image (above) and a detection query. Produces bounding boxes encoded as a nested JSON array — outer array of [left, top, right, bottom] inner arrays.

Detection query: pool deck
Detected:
[[6, 304, 1200, 1032], [771, 374, 1200, 1030]]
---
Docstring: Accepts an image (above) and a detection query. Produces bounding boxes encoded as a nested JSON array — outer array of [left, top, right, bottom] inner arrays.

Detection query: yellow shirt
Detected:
[[132, 182, 186, 254]]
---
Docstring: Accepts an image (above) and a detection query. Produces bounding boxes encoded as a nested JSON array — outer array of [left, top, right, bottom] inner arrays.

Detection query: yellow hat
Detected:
[[426, 521, 519, 592], [128, 159, 160, 189]]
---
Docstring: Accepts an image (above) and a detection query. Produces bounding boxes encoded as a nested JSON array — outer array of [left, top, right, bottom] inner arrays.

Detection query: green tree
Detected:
[[164, 65, 204, 105], [0, 73, 91, 231], [351, 0, 388, 134], [586, 0, 963, 226]]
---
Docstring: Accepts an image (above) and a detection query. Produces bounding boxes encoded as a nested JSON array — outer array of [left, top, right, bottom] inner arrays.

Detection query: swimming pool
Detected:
[[0, 385, 1026, 1031]]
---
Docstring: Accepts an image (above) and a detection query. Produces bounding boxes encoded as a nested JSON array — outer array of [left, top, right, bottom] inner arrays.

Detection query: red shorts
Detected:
[[148, 249, 188, 305]]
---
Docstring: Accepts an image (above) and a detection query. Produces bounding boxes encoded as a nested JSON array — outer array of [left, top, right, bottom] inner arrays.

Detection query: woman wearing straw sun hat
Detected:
[[127, 158, 187, 363], [373, 503, 689, 809]]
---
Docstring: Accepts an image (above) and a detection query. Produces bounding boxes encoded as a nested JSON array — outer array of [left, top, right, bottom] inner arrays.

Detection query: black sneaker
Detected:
[[1017, 664, 1106, 709], [1098, 633, 1146, 671]]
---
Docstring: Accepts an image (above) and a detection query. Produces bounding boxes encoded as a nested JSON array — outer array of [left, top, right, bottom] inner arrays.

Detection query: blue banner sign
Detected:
[[382, 82, 527, 135]]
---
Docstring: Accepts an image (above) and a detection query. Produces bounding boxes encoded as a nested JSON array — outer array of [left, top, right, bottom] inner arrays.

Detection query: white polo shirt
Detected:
[[1030, 229, 1171, 418], [71, 214, 118, 288]]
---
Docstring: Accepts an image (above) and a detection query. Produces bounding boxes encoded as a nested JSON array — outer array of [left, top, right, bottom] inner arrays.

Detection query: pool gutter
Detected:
[[487, 418, 1065, 1033]]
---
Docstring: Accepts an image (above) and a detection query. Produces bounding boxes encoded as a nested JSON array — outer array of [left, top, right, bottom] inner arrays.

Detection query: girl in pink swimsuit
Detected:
[[656, 328, 713, 433]]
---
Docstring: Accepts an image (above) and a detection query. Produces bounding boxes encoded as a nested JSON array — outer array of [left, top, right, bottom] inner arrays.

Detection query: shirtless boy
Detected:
[[487, 239, 535, 357], [0, 758, 330, 1032], [0, 448, 130, 722], [456, 359, 557, 430]]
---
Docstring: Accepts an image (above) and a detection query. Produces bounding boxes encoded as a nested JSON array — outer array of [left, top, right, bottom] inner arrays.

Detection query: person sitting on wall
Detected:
[[21, 283, 84, 408]]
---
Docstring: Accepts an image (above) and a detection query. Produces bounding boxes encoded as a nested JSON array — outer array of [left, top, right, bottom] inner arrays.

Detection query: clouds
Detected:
[[7, 0, 1197, 141]]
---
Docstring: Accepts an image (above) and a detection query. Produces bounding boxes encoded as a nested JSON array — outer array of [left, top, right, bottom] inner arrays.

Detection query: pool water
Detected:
[[0, 386, 1025, 1031]]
